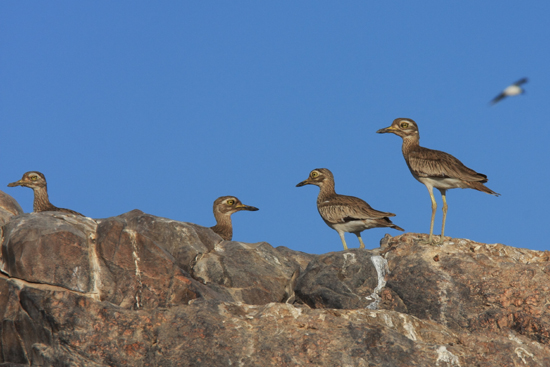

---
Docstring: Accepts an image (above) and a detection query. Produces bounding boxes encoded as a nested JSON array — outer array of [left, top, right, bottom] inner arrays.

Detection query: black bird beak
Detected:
[[296, 179, 310, 187]]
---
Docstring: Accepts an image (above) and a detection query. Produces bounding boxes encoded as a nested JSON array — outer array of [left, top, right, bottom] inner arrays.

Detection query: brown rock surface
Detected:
[[0, 190, 24, 226], [0, 207, 549, 366], [384, 233, 550, 345]]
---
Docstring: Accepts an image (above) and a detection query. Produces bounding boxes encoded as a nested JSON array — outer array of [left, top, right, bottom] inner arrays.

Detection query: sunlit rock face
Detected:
[[0, 193, 549, 366]]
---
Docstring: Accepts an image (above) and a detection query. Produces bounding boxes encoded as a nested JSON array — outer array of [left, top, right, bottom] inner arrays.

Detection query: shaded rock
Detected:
[[275, 245, 317, 272], [1, 211, 228, 311], [192, 241, 300, 305], [295, 249, 407, 312], [114, 209, 220, 273], [1, 212, 97, 293], [95, 211, 230, 309]]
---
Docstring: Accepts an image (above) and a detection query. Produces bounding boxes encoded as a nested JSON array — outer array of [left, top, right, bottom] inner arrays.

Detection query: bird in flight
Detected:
[[490, 78, 528, 105]]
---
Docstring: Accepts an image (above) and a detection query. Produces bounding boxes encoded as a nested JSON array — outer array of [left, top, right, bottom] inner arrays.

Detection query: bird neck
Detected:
[[32, 186, 55, 212], [317, 181, 337, 203], [402, 134, 420, 156], [211, 212, 233, 241]]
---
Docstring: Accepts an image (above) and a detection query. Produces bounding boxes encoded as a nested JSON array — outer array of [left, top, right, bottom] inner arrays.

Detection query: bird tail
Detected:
[[391, 224, 405, 232], [467, 181, 501, 197], [382, 217, 405, 231]]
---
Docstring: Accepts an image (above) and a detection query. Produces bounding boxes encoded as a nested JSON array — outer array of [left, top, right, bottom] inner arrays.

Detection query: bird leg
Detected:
[[338, 231, 349, 250], [439, 189, 448, 243], [355, 233, 365, 249], [427, 186, 437, 243]]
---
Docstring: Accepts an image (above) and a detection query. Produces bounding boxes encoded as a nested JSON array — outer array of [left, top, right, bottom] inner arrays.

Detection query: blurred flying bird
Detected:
[[490, 78, 528, 105]]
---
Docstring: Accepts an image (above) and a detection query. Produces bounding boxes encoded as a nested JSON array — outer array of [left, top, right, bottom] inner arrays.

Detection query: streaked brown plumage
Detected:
[[210, 196, 259, 241], [377, 118, 499, 243], [7, 171, 84, 216], [296, 168, 404, 250]]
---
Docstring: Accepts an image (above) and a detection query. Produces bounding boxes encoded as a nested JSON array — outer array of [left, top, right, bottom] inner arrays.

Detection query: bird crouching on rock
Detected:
[[210, 196, 259, 241], [8, 171, 84, 216], [296, 168, 404, 250]]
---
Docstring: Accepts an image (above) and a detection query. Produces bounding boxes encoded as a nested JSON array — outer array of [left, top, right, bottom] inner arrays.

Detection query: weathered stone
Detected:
[[275, 246, 317, 272], [385, 232, 550, 345], [1, 276, 549, 366], [1, 213, 97, 293], [0, 191, 23, 227], [0, 204, 549, 366], [295, 249, 396, 310], [114, 209, 220, 273], [192, 241, 300, 305], [95, 211, 230, 309]]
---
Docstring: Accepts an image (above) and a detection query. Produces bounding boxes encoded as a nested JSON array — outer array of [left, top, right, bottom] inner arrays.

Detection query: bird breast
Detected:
[[504, 85, 522, 96], [326, 219, 378, 233], [416, 176, 469, 190]]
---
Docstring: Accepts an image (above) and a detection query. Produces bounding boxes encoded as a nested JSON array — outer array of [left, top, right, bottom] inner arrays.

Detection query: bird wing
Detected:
[[514, 77, 528, 86], [318, 195, 394, 224], [407, 147, 488, 183], [490, 92, 507, 105]]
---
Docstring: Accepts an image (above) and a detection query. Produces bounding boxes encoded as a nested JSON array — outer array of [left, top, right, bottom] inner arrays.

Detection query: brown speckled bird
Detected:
[[377, 118, 499, 243], [8, 171, 84, 216], [210, 196, 258, 241], [296, 168, 404, 250]]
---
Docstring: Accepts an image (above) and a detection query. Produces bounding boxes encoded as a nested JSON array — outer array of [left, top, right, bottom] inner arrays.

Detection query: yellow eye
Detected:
[[400, 122, 409, 129], [30, 176, 38, 181], [311, 171, 319, 178], [227, 199, 235, 205]]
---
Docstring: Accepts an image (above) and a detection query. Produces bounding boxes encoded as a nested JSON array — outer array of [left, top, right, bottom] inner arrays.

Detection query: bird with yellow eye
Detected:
[[7, 171, 84, 216], [296, 168, 404, 250], [210, 196, 259, 241], [377, 118, 500, 244]]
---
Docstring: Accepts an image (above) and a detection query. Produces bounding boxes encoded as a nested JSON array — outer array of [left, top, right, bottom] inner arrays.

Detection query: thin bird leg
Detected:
[[338, 231, 349, 250], [427, 186, 437, 243], [439, 189, 448, 243], [356, 233, 365, 249]]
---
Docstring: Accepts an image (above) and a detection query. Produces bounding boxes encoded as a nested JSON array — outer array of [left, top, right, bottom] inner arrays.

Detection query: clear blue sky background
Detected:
[[1, 2, 548, 254]]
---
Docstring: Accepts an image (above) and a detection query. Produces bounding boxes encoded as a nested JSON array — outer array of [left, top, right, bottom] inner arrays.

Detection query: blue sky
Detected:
[[1, 2, 549, 254]]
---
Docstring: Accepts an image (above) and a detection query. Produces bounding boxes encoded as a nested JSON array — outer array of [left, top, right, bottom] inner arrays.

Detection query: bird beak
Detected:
[[296, 179, 310, 187], [376, 126, 397, 134], [7, 180, 23, 187], [236, 204, 259, 211]]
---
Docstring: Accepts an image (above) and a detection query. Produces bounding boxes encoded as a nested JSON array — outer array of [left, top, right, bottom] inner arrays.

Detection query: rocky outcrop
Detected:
[[0, 191, 549, 366], [384, 233, 550, 344]]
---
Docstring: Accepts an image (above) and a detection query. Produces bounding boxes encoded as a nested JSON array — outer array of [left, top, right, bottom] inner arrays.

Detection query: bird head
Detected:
[[377, 118, 419, 138], [8, 171, 47, 189], [213, 196, 259, 216], [296, 168, 333, 188]]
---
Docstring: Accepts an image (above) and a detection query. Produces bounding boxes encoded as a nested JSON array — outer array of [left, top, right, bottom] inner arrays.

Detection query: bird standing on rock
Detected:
[[296, 168, 404, 250], [210, 196, 259, 241], [377, 118, 499, 244], [8, 171, 84, 216]]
